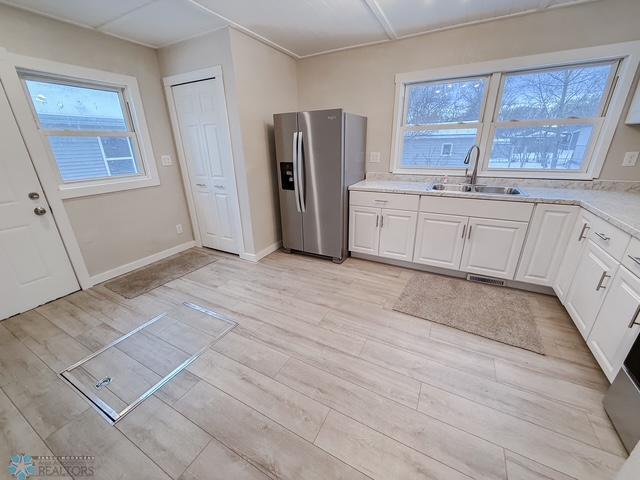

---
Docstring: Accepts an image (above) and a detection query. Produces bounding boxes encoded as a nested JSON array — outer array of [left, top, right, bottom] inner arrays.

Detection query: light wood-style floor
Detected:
[[0, 249, 629, 480]]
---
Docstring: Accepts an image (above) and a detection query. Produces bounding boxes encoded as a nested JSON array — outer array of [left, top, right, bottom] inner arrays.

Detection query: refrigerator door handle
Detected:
[[292, 131, 301, 213], [297, 131, 306, 213]]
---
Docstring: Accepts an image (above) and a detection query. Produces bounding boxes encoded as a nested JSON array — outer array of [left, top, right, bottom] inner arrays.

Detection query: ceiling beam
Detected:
[[361, 0, 397, 40]]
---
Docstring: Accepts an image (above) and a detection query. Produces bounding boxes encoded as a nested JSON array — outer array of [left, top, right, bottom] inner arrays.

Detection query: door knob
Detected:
[[34, 207, 47, 216], [28, 192, 40, 200]]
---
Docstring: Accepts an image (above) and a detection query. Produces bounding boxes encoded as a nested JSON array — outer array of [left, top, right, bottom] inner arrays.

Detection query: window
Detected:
[[23, 77, 143, 183], [391, 45, 635, 179], [400, 76, 488, 169]]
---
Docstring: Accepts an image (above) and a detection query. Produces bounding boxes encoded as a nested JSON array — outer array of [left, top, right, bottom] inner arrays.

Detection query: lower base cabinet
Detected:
[[588, 266, 640, 382], [378, 209, 418, 261], [413, 212, 467, 270], [460, 217, 528, 280]]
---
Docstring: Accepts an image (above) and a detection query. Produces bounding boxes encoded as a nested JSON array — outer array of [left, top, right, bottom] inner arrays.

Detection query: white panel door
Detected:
[[588, 266, 640, 382], [554, 211, 591, 301], [379, 209, 418, 261], [516, 204, 578, 286], [413, 212, 467, 270], [173, 78, 241, 254], [349, 206, 380, 255], [565, 241, 619, 339], [0, 84, 78, 320], [460, 217, 528, 280]]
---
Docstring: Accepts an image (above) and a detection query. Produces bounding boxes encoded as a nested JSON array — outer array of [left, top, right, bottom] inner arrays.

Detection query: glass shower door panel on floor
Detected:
[[60, 302, 236, 424]]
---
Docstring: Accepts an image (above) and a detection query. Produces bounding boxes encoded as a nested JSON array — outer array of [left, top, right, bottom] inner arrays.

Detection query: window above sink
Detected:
[[390, 42, 640, 180]]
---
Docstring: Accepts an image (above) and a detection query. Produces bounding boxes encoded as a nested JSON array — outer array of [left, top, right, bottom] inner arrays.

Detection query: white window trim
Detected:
[[10, 54, 158, 198], [390, 41, 640, 179]]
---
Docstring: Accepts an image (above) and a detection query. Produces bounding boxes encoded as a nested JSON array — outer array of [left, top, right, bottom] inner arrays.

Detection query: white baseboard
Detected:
[[88, 240, 197, 287], [239, 241, 281, 263]]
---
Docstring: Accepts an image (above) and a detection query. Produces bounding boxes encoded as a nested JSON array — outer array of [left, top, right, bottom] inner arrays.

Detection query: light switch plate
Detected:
[[369, 151, 381, 163], [623, 151, 639, 167], [176, 224, 183, 234], [161, 155, 173, 166]]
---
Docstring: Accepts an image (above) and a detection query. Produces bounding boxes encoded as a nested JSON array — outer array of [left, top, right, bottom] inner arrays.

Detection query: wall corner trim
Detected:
[[87, 240, 197, 287], [239, 241, 282, 263]]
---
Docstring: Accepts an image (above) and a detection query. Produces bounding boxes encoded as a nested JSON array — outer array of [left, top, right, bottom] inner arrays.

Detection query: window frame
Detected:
[[15, 59, 158, 198], [390, 42, 640, 179]]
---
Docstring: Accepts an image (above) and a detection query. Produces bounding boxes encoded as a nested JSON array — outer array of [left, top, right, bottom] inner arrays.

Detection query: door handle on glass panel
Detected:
[[594, 232, 611, 241], [628, 255, 640, 266], [628, 303, 640, 328], [297, 131, 306, 213], [292, 132, 301, 213], [33, 207, 46, 216], [595, 271, 611, 291], [461, 224, 466, 239]]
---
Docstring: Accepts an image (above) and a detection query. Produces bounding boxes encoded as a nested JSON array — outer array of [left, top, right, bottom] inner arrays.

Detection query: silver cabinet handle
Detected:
[[380, 215, 384, 228], [578, 223, 590, 241], [374, 199, 388, 203], [594, 232, 611, 241], [596, 271, 611, 291], [628, 255, 640, 266], [467, 225, 472, 239], [33, 207, 47, 216], [461, 224, 466, 239], [195, 183, 206, 187], [628, 303, 640, 328], [214, 185, 224, 189], [375, 214, 379, 228]]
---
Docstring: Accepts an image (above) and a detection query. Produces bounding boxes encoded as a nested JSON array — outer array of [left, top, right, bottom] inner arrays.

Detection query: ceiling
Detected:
[[1, 0, 597, 58]]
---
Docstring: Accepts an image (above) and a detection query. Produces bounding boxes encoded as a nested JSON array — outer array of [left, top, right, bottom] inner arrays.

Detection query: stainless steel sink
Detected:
[[430, 183, 522, 195], [431, 183, 472, 192]]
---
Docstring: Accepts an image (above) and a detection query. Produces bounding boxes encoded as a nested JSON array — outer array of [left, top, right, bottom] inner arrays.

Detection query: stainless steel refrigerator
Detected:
[[274, 109, 366, 263]]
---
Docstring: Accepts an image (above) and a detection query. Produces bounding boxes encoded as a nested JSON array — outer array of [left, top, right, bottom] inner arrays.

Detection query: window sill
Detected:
[[57, 174, 160, 199], [391, 168, 594, 180]]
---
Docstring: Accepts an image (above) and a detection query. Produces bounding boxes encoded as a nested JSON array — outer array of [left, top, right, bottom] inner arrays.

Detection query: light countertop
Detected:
[[349, 180, 640, 239]]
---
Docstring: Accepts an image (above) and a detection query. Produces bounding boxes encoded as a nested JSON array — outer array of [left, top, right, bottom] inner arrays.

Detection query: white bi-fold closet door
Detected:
[[0, 83, 78, 320], [172, 76, 242, 255]]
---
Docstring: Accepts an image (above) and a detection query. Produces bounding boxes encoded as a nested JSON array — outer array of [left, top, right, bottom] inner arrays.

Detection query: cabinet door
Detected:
[[413, 212, 468, 270], [349, 206, 380, 255], [554, 212, 591, 302], [460, 217, 528, 280], [565, 241, 619, 339], [378, 209, 418, 261], [588, 266, 640, 382], [516, 204, 578, 286]]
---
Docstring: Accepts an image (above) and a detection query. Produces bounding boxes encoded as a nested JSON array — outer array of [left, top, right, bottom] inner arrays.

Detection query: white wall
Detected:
[[0, 4, 193, 278], [296, 0, 640, 181], [159, 28, 298, 256]]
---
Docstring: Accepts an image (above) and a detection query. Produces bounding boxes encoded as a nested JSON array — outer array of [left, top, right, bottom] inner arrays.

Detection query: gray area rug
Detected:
[[104, 248, 218, 299], [393, 273, 545, 354]]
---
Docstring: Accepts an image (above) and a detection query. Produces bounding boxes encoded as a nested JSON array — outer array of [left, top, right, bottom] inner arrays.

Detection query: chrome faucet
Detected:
[[464, 145, 481, 186]]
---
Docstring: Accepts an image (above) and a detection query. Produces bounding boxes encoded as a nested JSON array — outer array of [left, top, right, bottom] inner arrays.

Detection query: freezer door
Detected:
[[274, 112, 303, 251], [299, 109, 344, 258]]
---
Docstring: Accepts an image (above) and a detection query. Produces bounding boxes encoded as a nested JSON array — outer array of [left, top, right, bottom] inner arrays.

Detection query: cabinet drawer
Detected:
[[586, 213, 631, 262], [622, 237, 640, 277], [419, 196, 533, 222], [350, 191, 419, 211]]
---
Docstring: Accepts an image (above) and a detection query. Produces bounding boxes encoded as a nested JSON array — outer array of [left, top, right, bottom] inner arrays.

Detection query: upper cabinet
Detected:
[[516, 204, 579, 286]]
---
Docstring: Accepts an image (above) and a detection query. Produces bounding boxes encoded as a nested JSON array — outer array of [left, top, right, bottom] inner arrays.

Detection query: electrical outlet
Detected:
[[176, 224, 183, 234], [161, 155, 173, 167], [623, 151, 639, 167], [369, 151, 381, 163]]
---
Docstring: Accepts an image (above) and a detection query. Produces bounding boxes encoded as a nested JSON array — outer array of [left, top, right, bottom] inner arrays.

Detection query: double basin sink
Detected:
[[431, 183, 522, 195]]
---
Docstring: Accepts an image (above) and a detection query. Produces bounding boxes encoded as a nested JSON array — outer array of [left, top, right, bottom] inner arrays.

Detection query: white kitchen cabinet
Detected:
[[588, 266, 640, 382], [460, 217, 528, 280], [349, 205, 380, 255], [413, 212, 468, 270], [379, 209, 418, 261], [554, 212, 592, 301], [516, 204, 578, 286], [565, 241, 619, 339]]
